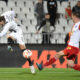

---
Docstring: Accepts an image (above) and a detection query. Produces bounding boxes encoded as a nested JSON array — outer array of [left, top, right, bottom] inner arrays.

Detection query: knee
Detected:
[[19, 44, 26, 50], [67, 63, 74, 68], [55, 53, 61, 59], [55, 51, 64, 59], [7, 35, 14, 40], [7, 34, 11, 38]]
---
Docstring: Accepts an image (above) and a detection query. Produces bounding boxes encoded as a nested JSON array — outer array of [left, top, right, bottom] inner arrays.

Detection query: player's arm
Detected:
[[0, 23, 11, 37], [37, 20, 46, 33], [36, 20, 46, 33]]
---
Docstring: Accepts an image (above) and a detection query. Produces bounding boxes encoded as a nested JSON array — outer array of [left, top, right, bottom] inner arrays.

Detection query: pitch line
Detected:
[[0, 72, 79, 74]]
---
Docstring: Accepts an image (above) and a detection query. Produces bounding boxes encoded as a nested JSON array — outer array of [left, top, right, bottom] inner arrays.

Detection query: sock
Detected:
[[21, 49, 33, 66], [21, 49, 26, 53], [73, 64, 80, 71], [43, 57, 57, 67], [8, 38, 14, 46], [27, 58, 33, 66]]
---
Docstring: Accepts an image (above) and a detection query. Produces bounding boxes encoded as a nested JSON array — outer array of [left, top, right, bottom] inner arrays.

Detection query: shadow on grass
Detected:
[[70, 75, 80, 77], [17, 72, 37, 75]]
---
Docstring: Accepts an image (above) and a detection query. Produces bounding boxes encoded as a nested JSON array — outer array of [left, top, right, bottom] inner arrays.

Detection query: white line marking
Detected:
[[0, 72, 79, 74]]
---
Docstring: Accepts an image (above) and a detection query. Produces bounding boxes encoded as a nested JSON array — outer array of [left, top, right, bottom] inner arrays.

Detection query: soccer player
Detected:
[[0, 11, 35, 74], [36, 5, 80, 71]]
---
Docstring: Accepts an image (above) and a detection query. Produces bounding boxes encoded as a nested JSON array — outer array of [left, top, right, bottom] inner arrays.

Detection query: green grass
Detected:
[[0, 68, 80, 80]]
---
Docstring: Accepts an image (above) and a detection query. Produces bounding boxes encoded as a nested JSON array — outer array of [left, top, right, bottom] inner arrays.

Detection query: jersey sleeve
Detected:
[[0, 23, 11, 37]]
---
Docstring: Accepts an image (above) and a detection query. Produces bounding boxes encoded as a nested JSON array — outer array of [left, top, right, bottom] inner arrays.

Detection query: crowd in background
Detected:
[[34, 0, 80, 44], [34, 0, 58, 44], [0, 0, 80, 44]]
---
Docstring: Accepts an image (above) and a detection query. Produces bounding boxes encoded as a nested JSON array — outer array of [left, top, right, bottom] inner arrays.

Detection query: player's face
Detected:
[[0, 21, 5, 27], [45, 15, 50, 19], [77, 1, 80, 7], [71, 13, 75, 23], [38, 0, 42, 3]]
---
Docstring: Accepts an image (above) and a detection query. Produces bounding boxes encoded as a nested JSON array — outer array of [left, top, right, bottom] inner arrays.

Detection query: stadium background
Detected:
[[0, 0, 79, 68]]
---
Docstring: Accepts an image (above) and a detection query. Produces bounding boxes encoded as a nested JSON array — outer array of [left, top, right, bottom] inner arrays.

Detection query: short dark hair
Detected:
[[72, 5, 80, 18], [0, 16, 5, 22]]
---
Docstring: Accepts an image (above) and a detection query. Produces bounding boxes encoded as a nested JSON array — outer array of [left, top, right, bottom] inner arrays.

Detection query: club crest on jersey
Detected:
[[75, 25, 77, 28], [67, 47, 71, 50]]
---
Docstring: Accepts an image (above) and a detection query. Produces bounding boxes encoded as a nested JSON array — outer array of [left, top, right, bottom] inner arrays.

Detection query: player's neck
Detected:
[[74, 19, 80, 24]]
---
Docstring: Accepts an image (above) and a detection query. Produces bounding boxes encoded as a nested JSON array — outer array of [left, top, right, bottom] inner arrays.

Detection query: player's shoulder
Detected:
[[74, 22, 80, 30], [74, 22, 80, 27]]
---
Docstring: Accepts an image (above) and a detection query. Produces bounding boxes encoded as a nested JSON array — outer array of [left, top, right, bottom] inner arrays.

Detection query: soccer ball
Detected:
[[23, 49, 32, 58]]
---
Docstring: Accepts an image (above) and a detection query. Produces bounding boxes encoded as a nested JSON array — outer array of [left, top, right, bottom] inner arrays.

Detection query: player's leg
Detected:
[[19, 44, 35, 74], [67, 60, 80, 71], [66, 46, 80, 71], [36, 51, 65, 70], [43, 51, 64, 67], [8, 30, 35, 73], [18, 37, 34, 67], [36, 45, 72, 70], [73, 64, 80, 71], [7, 35, 15, 52], [67, 60, 74, 68], [17, 31, 35, 73], [19, 44, 33, 67]]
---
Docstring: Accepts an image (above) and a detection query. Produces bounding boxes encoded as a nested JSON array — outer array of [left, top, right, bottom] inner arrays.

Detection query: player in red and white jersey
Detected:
[[69, 22, 80, 48], [0, 11, 35, 74], [36, 6, 80, 71]]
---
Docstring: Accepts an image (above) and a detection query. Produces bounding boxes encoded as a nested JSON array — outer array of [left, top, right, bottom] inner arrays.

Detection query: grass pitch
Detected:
[[0, 68, 80, 80]]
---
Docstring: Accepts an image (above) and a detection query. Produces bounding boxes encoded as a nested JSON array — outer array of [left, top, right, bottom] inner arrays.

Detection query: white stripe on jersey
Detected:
[[69, 22, 80, 48]]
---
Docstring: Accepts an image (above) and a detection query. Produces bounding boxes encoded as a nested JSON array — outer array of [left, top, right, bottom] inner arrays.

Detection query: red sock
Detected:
[[73, 64, 80, 71], [43, 57, 57, 67]]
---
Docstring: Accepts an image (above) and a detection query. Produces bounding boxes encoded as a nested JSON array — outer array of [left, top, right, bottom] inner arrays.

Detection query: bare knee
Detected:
[[7, 35, 14, 40], [67, 60, 74, 68], [55, 51, 64, 59], [68, 63, 74, 68], [19, 44, 26, 50]]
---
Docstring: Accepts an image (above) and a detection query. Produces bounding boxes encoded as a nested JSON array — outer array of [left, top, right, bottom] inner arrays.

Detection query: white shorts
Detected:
[[8, 28, 25, 45]]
